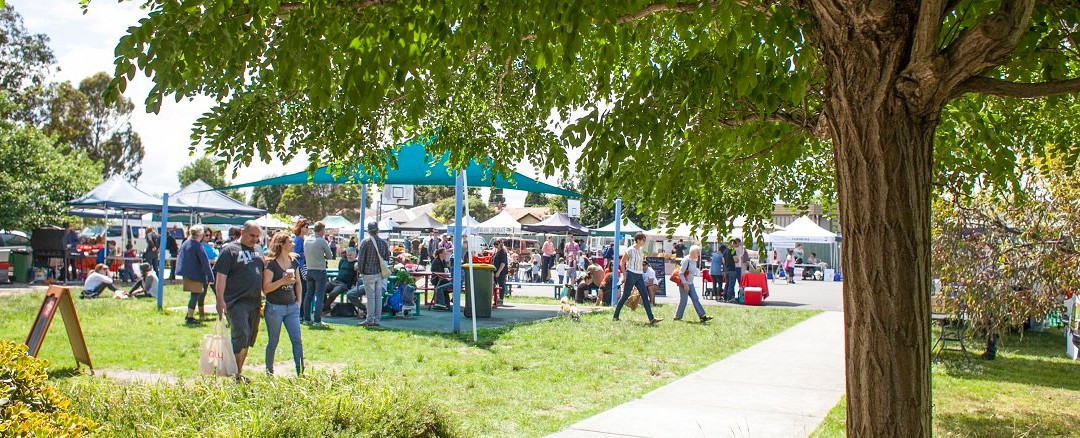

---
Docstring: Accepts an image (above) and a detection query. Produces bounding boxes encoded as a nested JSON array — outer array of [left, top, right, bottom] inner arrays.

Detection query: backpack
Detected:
[[387, 289, 404, 313], [330, 302, 358, 317]]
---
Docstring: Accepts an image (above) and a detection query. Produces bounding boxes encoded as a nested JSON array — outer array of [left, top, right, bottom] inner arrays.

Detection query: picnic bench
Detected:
[[505, 280, 564, 299]]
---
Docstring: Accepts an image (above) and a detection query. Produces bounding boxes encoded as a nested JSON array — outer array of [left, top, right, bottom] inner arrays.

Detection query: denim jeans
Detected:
[[613, 271, 655, 320], [325, 281, 349, 311], [724, 270, 739, 301], [361, 274, 386, 324], [264, 302, 303, 375], [541, 255, 553, 282], [676, 283, 707, 320], [304, 269, 328, 323]]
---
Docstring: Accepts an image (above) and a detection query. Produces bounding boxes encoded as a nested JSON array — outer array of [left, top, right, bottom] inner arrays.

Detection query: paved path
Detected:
[[513, 277, 844, 312], [551, 311, 845, 438]]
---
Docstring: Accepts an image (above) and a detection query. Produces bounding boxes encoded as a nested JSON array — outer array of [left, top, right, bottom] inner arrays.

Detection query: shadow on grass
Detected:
[[48, 366, 85, 379], [937, 328, 1080, 392], [935, 411, 1068, 437]]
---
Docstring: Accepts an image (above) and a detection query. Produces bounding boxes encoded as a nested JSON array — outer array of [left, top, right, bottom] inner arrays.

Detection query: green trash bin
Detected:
[[462, 264, 495, 318], [11, 250, 31, 283]]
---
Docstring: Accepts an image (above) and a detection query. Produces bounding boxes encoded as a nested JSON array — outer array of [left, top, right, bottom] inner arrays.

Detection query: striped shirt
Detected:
[[624, 245, 645, 274]]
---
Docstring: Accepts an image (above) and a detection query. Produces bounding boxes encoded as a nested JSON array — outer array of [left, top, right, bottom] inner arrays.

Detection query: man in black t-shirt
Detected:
[[213, 221, 265, 382], [673, 239, 686, 258]]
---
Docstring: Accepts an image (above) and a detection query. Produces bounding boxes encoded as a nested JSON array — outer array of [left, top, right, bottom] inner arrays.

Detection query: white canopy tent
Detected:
[[768, 216, 838, 246], [768, 215, 841, 272], [475, 211, 523, 234], [255, 214, 291, 229]]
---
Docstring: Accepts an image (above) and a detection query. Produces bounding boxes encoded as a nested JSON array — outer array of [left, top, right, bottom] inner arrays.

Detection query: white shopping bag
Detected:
[[199, 318, 239, 377]]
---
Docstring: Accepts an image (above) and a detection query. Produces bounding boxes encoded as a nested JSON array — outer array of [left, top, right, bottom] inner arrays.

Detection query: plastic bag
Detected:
[[199, 318, 238, 377]]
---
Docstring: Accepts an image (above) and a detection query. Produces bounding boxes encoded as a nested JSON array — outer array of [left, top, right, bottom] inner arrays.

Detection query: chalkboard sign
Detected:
[[645, 257, 668, 297], [25, 286, 93, 371]]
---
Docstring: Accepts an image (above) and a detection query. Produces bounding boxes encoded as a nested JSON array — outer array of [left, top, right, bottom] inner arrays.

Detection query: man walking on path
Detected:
[[303, 221, 334, 327], [214, 221, 265, 382], [541, 236, 556, 283], [357, 222, 390, 327], [612, 233, 662, 324]]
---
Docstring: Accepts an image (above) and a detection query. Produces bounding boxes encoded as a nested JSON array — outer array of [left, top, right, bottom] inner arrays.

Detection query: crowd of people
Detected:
[[70, 213, 815, 381]]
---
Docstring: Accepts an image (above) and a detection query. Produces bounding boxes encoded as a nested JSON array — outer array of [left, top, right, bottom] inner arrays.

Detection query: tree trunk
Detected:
[[813, 4, 937, 436]]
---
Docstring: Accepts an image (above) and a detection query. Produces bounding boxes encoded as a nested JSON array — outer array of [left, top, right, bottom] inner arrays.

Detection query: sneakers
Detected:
[[648, 318, 663, 325], [673, 317, 682, 321], [700, 315, 714, 323], [184, 317, 199, 325]]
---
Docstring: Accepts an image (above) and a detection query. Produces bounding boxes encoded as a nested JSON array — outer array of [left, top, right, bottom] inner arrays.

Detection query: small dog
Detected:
[[558, 297, 581, 320]]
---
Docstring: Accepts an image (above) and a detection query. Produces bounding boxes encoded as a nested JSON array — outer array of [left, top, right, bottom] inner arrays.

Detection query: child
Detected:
[[556, 258, 568, 284], [121, 243, 137, 282], [784, 249, 796, 284]]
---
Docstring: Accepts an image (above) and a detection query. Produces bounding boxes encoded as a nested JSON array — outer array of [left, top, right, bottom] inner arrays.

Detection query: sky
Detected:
[[12, 0, 567, 208]]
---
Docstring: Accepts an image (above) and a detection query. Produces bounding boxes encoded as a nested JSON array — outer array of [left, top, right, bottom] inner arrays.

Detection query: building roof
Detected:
[[503, 207, 550, 222]]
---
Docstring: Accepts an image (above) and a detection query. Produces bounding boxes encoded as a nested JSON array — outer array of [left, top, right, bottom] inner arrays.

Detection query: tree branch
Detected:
[[717, 111, 810, 129], [952, 76, 1080, 99], [732, 129, 797, 164], [910, 0, 946, 65], [616, 2, 703, 24], [940, 0, 1036, 97], [278, 0, 394, 14]]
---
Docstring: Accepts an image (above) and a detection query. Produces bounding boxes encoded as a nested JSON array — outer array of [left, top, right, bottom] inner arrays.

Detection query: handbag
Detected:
[[665, 270, 682, 286], [626, 291, 642, 311], [183, 277, 203, 293], [199, 319, 238, 377], [375, 239, 392, 279]]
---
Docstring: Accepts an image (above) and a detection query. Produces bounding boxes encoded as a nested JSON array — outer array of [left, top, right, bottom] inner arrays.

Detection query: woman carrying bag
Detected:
[[262, 231, 304, 376], [177, 225, 214, 325], [674, 245, 713, 323]]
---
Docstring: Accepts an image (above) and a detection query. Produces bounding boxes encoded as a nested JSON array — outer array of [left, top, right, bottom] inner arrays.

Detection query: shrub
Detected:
[[0, 340, 96, 436], [62, 371, 459, 437]]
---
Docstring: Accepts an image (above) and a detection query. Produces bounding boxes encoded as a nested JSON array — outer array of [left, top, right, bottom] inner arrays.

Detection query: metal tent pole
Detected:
[[452, 172, 464, 333], [612, 199, 622, 305], [156, 194, 169, 310], [463, 170, 478, 343]]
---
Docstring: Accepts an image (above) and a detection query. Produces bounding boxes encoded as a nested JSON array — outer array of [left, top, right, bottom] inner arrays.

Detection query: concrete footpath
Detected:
[[551, 311, 845, 438]]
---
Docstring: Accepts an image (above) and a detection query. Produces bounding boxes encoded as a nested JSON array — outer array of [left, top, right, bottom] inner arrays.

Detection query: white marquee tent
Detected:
[[475, 211, 523, 234], [768, 216, 838, 246]]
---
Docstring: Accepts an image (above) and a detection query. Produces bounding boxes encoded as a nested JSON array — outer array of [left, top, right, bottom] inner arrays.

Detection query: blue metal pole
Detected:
[[156, 194, 169, 310], [452, 172, 465, 333], [360, 184, 367, 239], [612, 199, 621, 306]]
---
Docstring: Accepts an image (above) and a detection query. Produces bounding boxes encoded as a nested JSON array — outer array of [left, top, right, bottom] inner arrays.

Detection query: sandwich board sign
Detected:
[[381, 185, 415, 206], [25, 286, 93, 371]]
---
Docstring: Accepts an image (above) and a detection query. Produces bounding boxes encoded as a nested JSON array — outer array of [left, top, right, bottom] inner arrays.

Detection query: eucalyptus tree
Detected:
[[97, 0, 1080, 434]]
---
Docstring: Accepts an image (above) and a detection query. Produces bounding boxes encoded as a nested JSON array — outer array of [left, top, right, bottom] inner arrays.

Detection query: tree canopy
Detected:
[[102, 0, 1080, 434], [0, 99, 101, 230], [44, 72, 145, 181], [0, 5, 53, 124]]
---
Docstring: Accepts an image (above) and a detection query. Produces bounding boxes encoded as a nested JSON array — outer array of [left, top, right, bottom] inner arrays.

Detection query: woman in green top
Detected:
[[262, 231, 304, 376]]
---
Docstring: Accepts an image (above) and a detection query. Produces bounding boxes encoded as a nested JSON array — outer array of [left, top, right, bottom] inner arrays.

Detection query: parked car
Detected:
[[497, 237, 537, 252], [0, 230, 31, 252]]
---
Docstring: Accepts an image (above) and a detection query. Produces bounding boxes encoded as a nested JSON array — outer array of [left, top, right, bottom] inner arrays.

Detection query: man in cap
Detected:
[[356, 221, 390, 327]]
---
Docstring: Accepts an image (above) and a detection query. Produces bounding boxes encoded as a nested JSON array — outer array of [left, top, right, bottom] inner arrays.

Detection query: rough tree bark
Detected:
[[806, 0, 1040, 433], [811, 2, 935, 435]]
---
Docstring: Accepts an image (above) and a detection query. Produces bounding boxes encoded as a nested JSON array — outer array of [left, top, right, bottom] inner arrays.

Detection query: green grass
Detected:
[[812, 327, 1080, 437], [2, 285, 817, 437]]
